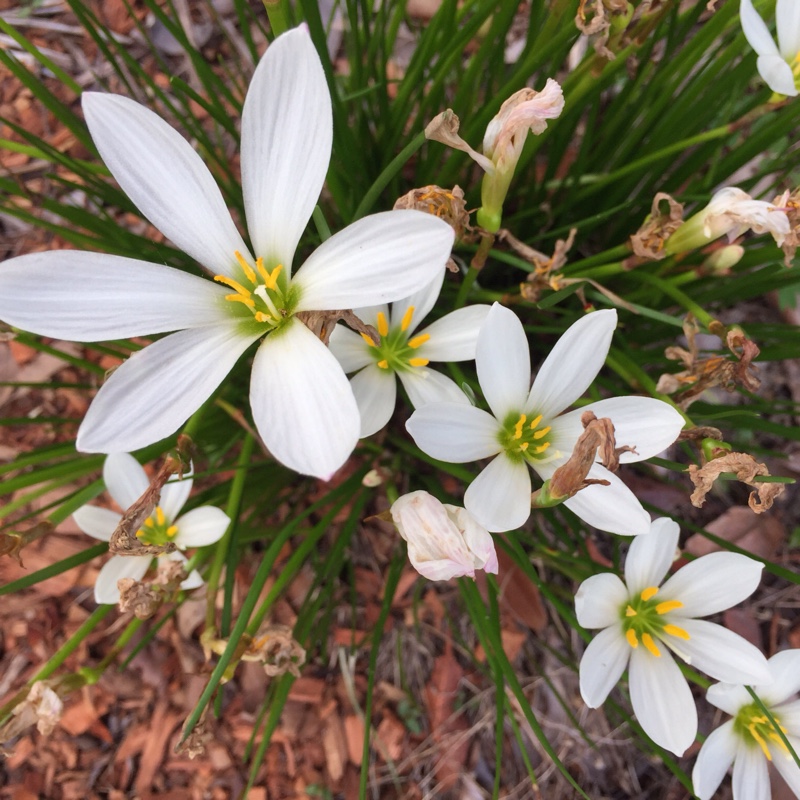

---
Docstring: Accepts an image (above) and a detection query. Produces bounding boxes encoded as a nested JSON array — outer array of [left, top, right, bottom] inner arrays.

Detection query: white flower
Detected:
[[741, 0, 800, 97], [576, 518, 772, 756], [73, 453, 230, 604], [693, 650, 800, 800], [406, 303, 684, 534], [329, 270, 490, 436], [390, 490, 498, 581], [0, 27, 454, 480]]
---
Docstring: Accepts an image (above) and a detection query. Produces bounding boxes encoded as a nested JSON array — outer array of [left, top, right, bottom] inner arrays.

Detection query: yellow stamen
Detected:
[[254, 311, 272, 323], [625, 629, 639, 648], [255, 258, 271, 284], [519, 442, 529, 451], [641, 633, 661, 657], [360, 331, 378, 347], [234, 251, 256, 283], [156, 507, 165, 526], [377, 359, 389, 369], [655, 600, 683, 615], [376, 312, 389, 337], [513, 414, 527, 439], [263, 264, 283, 290], [143, 516, 155, 528], [533, 426, 551, 440], [662, 624, 690, 640], [408, 333, 430, 349], [749, 725, 772, 761], [640, 586, 659, 602], [400, 305, 415, 332], [625, 606, 637, 617], [226, 293, 255, 308], [409, 357, 429, 367], [214, 274, 252, 297], [529, 414, 543, 429], [166, 525, 178, 538], [534, 442, 550, 454]]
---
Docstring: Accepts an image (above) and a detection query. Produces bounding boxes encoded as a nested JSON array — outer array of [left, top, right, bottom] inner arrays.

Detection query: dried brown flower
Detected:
[[629, 192, 685, 261]]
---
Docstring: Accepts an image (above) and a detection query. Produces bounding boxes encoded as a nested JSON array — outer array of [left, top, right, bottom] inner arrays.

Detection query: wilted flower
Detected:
[[693, 650, 800, 800], [73, 453, 230, 604], [740, 0, 800, 97], [407, 303, 684, 534], [576, 518, 771, 756], [390, 490, 498, 581], [0, 27, 453, 480], [329, 270, 489, 436]]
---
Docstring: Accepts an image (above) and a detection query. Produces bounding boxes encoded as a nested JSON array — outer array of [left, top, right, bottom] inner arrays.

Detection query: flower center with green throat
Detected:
[[734, 701, 790, 761], [621, 586, 688, 657], [214, 251, 298, 332], [136, 506, 178, 546], [362, 307, 430, 372], [498, 411, 554, 463]]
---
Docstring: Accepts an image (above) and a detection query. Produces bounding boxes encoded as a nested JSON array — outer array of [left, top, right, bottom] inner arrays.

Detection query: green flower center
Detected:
[[364, 307, 431, 373], [498, 411, 554, 463], [136, 505, 178, 546], [734, 702, 789, 761], [620, 586, 689, 657]]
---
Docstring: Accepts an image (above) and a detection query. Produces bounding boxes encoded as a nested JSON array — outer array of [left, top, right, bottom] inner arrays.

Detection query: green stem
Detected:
[[264, 0, 291, 37]]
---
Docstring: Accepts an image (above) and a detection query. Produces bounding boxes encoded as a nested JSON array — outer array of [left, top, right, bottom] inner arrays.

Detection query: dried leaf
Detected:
[[685, 506, 784, 559], [630, 192, 685, 261], [0, 521, 54, 567], [424, 110, 492, 172]]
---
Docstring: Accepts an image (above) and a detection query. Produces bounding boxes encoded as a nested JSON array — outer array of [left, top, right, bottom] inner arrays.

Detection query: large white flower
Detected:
[[576, 518, 772, 756], [73, 453, 230, 604], [328, 269, 490, 436], [0, 27, 454, 480], [406, 303, 684, 534], [693, 650, 800, 800], [741, 0, 800, 97]]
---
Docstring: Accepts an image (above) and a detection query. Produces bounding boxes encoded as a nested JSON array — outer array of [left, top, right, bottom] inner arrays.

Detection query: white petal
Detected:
[[692, 721, 738, 800], [556, 397, 684, 464], [732, 738, 770, 800], [707, 681, 753, 716], [398, 368, 469, 409], [558, 463, 651, 536], [671, 619, 772, 684], [757, 54, 799, 95], [293, 211, 454, 311], [624, 517, 680, 595], [406, 403, 502, 462], [476, 303, 531, 421], [241, 27, 331, 271], [389, 269, 446, 335], [250, 318, 359, 480], [629, 645, 697, 755], [526, 309, 617, 419], [773, 742, 800, 798], [82, 93, 249, 278], [328, 324, 374, 373], [77, 325, 258, 454], [740, 0, 781, 57], [776, 700, 800, 736], [173, 506, 230, 547], [416, 304, 492, 362], [575, 573, 629, 629], [464, 454, 531, 533], [159, 468, 194, 524], [103, 452, 149, 510], [759, 650, 800, 706], [450, 505, 498, 573], [661, 552, 763, 617], [94, 555, 151, 604], [777, 0, 800, 58], [72, 505, 122, 542], [350, 364, 397, 438], [0, 252, 229, 340], [578, 624, 630, 707]]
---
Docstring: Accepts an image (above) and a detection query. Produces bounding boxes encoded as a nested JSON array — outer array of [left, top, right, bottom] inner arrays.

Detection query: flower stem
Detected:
[[264, 0, 291, 37]]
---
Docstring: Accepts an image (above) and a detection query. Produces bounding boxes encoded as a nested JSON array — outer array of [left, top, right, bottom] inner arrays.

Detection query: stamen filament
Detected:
[[641, 633, 661, 657], [408, 333, 430, 349], [376, 312, 389, 337], [749, 725, 772, 760], [400, 305, 415, 332], [226, 294, 255, 308], [234, 251, 256, 283]]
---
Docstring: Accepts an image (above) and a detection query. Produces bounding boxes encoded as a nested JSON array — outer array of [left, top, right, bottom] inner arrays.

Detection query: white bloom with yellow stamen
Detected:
[[329, 270, 490, 436], [740, 0, 800, 97], [576, 518, 772, 756], [0, 27, 453, 480], [406, 303, 684, 534], [693, 650, 800, 800], [72, 453, 230, 604]]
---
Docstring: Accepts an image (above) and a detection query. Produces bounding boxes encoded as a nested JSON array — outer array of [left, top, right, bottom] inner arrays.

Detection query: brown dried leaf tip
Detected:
[[688, 452, 787, 513], [656, 316, 760, 409], [394, 184, 471, 246], [630, 192, 685, 261], [502, 227, 577, 300]]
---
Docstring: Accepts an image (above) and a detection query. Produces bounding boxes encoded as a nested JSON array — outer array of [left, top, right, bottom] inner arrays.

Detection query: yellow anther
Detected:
[[135, 528, 146, 539], [409, 357, 429, 367], [641, 633, 661, 657], [360, 331, 379, 347], [534, 442, 550, 454], [255, 258, 270, 284], [625, 606, 637, 617], [376, 312, 389, 337], [749, 725, 772, 761], [529, 414, 543, 429], [226, 293, 255, 308], [513, 414, 527, 439], [655, 600, 683, 615], [662, 624, 690, 640], [377, 359, 389, 369], [143, 516, 155, 528], [519, 442, 529, 451], [400, 305, 415, 332], [156, 507, 165, 526], [255, 311, 272, 323], [408, 333, 431, 349], [533, 426, 551, 440], [625, 629, 639, 648], [262, 264, 283, 290], [166, 525, 178, 538], [641, 586, 659, 602], [214, 274, 252, 297], [234, 251, 256, 283]]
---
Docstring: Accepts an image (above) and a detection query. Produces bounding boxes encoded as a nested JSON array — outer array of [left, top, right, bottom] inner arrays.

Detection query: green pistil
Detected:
[[136, 506, 179, 547], [498, 411, 553, 463], [620, 586, 688, 657], [734, 702, 789, 761]]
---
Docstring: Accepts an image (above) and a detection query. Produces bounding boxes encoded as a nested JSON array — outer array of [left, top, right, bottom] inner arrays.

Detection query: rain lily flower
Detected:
[[576, 518, 772, 756], [328, 270, 490, 436], [73, 453, 230, 604], [390, 490, 498, 581], [406, 303, 684, 533], [693, 650, 800, 800], [425, 80, 564, 232], [0, 27, 454, 480], [665, 187, 791, 255], [740, 0, 800, 97]]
